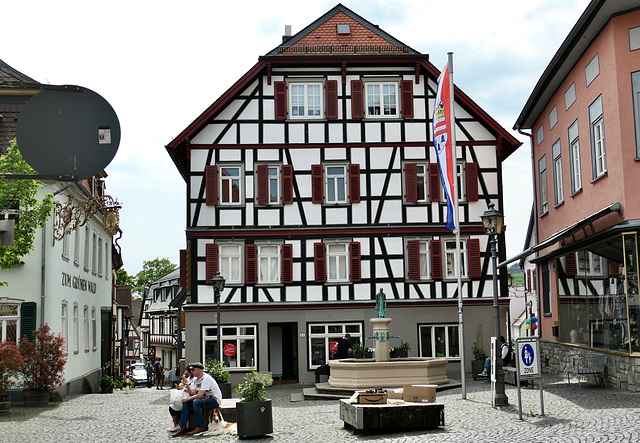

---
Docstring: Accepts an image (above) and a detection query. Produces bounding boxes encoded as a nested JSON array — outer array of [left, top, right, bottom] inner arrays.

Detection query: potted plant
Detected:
[[235, 368, 273, 438], [100, 375, 115, 393], [205, 359, 231, 398], [0, 341, 23, 413], [19, 324, 67, 406], [351, 343, 365, 358], [390, 342, 411, 358], [471, 341, 488, 381]]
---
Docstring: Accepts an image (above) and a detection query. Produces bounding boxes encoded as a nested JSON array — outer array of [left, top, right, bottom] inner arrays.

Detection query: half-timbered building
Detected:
[[167, 4, 520, 384]]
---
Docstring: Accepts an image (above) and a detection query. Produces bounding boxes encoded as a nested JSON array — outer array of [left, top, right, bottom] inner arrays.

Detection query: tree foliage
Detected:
[[0, 141, 55, 280], [132, 257, 177, 296], [116, 268, 135, 286]]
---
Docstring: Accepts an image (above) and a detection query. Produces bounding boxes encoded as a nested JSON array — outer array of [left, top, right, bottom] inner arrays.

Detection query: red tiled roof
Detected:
[[279, 12, 409, 56]]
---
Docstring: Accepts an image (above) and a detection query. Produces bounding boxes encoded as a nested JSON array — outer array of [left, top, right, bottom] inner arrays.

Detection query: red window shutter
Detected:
[[245, 244, 258, 284], [325, 80, 338, 119], [256, 164, 269, 205], [205, 243, 218, 284], [407, 240, 420, 280], [608, 260, 619, 276], [349, 164, 360, 203], [405, 163, 418, 203], [466, 162, 478, 202], [351, 80, 364, 118], [205, 165, 218, 205], [350, 242, 361, 282], [281, 164, 293, 204], [565, 254, 577, 276], [180, 249, 187, 287], [467, 238, 481, 279], [311, 164, 324, 204], [281, 244, 293, 284], [431, 239, 442, 280], [274, 81, 287, 119], [429, 163, 441, 202], [314, 243, 326, 282], [527, 269, 531, 292], [401, 80, 414, 118]]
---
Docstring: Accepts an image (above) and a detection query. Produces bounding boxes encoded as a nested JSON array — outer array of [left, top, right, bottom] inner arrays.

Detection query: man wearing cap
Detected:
[[172, 362, 222, 437]]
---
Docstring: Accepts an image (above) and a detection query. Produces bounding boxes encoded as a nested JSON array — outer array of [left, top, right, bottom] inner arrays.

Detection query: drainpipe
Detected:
[[41, 183, 71, 326]]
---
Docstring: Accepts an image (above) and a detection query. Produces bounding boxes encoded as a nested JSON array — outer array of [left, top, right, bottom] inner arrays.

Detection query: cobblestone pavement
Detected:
[[1, 375, 639, 442]]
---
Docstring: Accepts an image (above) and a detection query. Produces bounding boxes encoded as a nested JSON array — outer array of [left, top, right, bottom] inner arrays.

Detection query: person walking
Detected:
[[154, 357, 164, 390], [146, 361, 154, 388]]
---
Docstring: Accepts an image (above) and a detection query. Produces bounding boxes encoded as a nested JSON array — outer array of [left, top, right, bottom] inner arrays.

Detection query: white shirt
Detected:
[[195, 372, 222, 401], [501, 343, 509, 360]]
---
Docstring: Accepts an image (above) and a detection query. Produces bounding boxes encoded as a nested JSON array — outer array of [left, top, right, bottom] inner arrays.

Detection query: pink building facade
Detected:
[[515, 1, 640, 391]]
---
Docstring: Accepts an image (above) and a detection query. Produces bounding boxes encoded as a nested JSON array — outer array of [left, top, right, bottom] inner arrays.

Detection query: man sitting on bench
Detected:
[[172, 362, 222, 437], [478, 336, 510, 382]]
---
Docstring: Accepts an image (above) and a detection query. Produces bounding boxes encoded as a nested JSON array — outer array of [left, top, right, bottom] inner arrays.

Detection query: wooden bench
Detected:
[[339, 399, 444, 434], [186, 398, 239, 429], [565, 353, 607, 389]]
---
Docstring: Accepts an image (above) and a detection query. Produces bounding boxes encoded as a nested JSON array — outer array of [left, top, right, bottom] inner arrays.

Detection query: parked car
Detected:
[[130, 363, 148, 386]]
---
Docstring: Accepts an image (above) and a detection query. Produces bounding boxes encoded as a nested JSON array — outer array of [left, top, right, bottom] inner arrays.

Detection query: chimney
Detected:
[[282, 25, 292, 43]]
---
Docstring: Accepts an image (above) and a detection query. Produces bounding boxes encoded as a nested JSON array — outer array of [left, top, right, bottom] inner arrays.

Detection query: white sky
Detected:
[[3, 0, 591, 275]]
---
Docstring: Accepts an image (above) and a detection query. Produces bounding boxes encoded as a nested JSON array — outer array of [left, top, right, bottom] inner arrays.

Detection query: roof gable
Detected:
[[266, 4, 420, 56], [0, 59, 40, 88]]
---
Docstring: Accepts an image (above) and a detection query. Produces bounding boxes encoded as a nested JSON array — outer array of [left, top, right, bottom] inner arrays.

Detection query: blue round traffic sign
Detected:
[[521, 344, 535, 367]]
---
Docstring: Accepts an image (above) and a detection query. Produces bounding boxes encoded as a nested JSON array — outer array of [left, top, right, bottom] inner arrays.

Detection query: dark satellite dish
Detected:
[[16, 85, 120, 180]]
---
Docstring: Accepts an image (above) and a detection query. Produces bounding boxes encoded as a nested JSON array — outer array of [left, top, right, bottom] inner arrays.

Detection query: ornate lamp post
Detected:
[[212, 272, 226, 363], [481, 202, 508, 406]]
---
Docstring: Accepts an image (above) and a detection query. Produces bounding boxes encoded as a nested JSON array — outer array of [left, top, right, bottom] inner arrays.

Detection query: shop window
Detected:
[[308, 322, 362, 369], [203, 325, 257, 369], [419, 324, 459, 358]]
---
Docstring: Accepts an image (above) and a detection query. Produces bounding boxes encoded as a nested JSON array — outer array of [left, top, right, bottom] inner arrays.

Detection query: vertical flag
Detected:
[[433, 63, 457, 231]]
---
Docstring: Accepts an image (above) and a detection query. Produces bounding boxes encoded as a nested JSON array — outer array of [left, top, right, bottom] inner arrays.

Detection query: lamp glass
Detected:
[[212, 272, 226, 293]]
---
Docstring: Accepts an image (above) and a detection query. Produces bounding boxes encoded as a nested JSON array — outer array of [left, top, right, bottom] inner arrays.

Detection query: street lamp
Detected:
[[480, 202, 508, 406], [212, 272, 226, 363]]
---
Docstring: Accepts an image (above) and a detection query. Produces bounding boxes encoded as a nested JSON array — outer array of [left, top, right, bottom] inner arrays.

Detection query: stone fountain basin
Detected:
[[328, 357, 449, 389]]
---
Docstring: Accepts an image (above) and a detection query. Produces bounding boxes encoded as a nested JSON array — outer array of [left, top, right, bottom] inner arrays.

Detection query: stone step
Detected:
[[302, 387, 351, 400]]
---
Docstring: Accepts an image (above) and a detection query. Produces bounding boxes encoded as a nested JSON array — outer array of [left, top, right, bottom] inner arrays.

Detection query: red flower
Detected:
[[0, 341, 23, 392]]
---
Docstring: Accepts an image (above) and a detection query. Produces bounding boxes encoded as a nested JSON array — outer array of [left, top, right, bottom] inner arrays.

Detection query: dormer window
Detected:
[[337, 24, 350, 35]]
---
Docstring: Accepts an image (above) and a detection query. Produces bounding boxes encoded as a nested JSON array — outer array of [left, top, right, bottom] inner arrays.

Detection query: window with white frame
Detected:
[[405, 238, 430, 280], [568, 120, 582, 193], [552, 140, 564, 206], [444, 239, 468, 279], [325, 165, 347, 203], [589, 95, 606, 179], [91, 307, 97, 350], [536, 125, 544, 146], [74, 229, 80, 267], [84, 226, 90, 271], [73, 303, 79, 353], [289, 82, 323, 118], [219, 242, 243, 284], [419, 324, 460, 358], [327, 241, 349, 282], [441, 163, 467, 202], [0, 303, 19, 343], [62, 233, 69, 260], [62, 302, 68, 353], [404, 163, 428, 202], [98, 237, 103, 277], [365, 81, 398, 117], [84, 306, 89, 352], [203, 325, 257, 369], [265, 166, 280, 204], [308, 322, 363, 368], [219, 165, 243, 205], [91, 231, 97, 275], [257, 242, 281, 284], [576, 250, 605, 276], [539, 156, 548, 215]]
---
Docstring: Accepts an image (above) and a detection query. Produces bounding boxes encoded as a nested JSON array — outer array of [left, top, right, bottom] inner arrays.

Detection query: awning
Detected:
[[499, 202, 621, 268]]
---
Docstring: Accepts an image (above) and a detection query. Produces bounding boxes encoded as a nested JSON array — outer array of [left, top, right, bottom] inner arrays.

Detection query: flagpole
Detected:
[[448, 52, 466, 400]]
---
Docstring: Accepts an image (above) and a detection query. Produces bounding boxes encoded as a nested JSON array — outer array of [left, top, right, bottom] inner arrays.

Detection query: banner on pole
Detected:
[[433, 63, 457, 231]]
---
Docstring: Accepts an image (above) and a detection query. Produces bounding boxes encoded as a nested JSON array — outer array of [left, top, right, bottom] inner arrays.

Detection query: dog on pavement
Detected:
[[204, 408, 237, 436]]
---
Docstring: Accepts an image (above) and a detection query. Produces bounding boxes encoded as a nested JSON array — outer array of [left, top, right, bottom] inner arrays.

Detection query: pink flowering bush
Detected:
[[0, 341, 23, 392], [19, 325, 67, 391]]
